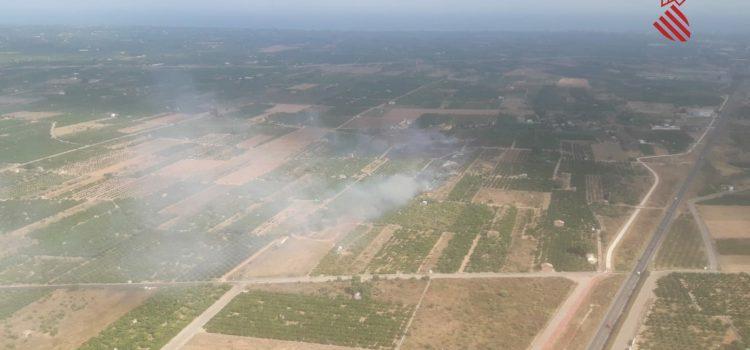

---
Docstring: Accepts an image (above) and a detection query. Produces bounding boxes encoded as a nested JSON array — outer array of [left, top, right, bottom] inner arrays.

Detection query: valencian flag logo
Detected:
[[653, 1, 691, 42]]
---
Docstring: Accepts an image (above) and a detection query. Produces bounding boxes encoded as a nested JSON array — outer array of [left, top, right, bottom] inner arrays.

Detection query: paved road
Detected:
[[604, 159, 660, 271], [586, 93, 733, 350]]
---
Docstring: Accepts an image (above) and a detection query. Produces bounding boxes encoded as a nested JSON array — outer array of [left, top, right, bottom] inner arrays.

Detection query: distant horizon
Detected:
[[2, 1, 749, 33]]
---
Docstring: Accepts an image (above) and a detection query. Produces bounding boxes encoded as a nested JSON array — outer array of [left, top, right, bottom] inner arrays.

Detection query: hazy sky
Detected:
[[2, 0, 749, 32]]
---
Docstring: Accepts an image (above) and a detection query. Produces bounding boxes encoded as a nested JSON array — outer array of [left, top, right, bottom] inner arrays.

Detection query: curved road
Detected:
[[587, 92, 733, 350]]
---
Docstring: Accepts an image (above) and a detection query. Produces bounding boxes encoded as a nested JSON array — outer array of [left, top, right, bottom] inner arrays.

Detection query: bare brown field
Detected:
[[697, 205, 750, 239], [401, 278, 575, 350], [718, 255, 750, 272], [557, 78, 591, 89], [503, 68, 556, 82], [156, 159, 227, 180], [5, 111, 61, 120], [216, 127, 327, 186], [309, 220, 361, 242], [499, 96, 534, 116], [229, 236, 332, 278], [184, 333, 363, 350], [551, 273, 626, 350], [614, 208, 664, 271], [288, 83, 319, 91], [0, 288, 151, 350], [646, 161, 691, 207], [314, 64, 382, 75], [118, 113, 186, 134], [264, 104, 312, 115], [626, 101, 677, 117], [473, 188, 551, 209], [260, 45, 299, 54], [159, 185, 232, 228], [592, 142, 628, 162], [53, 119, 108, 137], [236, 134, 274, 149], [345, 108, 497, 129]]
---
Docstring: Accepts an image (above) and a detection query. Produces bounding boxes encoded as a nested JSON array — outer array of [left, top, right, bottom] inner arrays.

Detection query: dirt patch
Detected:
[[592, 142, 629, 162], [401, 277, 575, 350], [557, 78, 591, 89], [53, 119, 108, 137], [288, 84, 319, 91], [5, 111, 61, 121], [260, 45, 299, 54], [315, 64, 382, 75], [156, 159, 227, 180], [626, 101, 678, 117], [0, 288, 151, 350], [184, 333, 362, 350], [344, 108, 497, 129], [236, 134, 274, 149], [697, 205, 750, 239], [473, 188, 551, 209], [499, 96, 534, 117], [230, 236, 332, 278], [265, 104, 312, 115], [118, 113, 186, 134]]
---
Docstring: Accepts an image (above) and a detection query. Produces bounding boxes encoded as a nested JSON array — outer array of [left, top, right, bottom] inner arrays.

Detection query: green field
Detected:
[[466, 206, 517, 272], [534, 190, 598, 271], [79, 285, 229, 350], [638, 273, 750, 350], [205, 290, 412, 349], [368, 228, 440, 274], [0, 289, 51, 320], [434, 203, 495, 273]]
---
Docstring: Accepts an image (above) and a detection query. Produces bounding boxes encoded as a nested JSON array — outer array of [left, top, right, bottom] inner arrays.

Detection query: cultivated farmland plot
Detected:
[[637, 273, 750, 350], [205, 290, 412, 349]]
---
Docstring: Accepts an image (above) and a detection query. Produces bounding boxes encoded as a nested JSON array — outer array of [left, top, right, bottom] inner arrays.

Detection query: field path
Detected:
[[394, 279, 432, 350], [458, 234, 481, 273]]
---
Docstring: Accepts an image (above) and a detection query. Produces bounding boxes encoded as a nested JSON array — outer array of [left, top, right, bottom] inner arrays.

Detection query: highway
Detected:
[[586, 92, 733, 350]]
